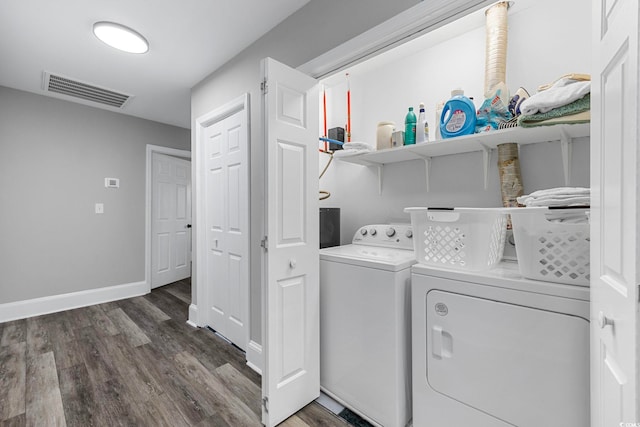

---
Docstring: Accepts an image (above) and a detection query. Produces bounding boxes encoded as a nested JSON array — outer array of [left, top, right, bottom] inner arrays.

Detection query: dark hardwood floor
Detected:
[[0, 279, 351, 426]]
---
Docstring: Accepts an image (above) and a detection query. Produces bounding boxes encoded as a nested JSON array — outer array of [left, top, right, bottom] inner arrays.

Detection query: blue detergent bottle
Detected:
[[440, 89, 477, 139]]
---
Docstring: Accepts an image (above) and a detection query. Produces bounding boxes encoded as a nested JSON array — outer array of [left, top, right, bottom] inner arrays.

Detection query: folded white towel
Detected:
[[524, 196, 591, 207], [527, 194, 590, 202], [520, 78, 591, 116], [333, 149, 369, 158], [342, 142, 373, 151], [517, 187, 590, 207], [333, 142, 373, 158], [546, 212, 589, 223], [520, 187, 590, 198]]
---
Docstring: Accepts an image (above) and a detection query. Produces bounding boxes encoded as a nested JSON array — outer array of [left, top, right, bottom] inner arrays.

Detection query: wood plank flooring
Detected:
[[0, 279, 351, 427]]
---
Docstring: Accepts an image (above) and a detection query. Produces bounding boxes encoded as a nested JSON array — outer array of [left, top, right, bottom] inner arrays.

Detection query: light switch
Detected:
[[95, 203, 104, 214]]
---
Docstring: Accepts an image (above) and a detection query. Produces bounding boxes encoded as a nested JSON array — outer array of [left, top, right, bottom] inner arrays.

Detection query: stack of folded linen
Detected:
[[332, 142, 373, 158], [517, 74, 591, 128], [516, 187, 590, 207]]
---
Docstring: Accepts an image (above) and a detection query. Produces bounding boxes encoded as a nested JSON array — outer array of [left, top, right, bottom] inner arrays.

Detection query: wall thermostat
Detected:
[[105, 177, 120, 188]]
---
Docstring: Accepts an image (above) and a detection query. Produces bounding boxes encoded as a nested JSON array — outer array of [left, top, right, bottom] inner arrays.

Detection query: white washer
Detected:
[[320, 224, 415, 427], [411, 262, 590, 427]]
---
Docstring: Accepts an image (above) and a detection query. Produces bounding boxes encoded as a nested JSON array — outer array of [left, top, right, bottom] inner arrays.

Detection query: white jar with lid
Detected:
[[376, 121, 395, 150]]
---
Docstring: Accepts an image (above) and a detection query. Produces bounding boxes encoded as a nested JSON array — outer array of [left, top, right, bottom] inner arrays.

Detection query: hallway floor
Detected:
[[0, 279, 352, 426]]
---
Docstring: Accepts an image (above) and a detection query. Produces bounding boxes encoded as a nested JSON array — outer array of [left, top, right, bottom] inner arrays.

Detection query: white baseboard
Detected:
[[0, 281, 148, 323], [187, 304, 199, 328], [246, 340, 263, 375]]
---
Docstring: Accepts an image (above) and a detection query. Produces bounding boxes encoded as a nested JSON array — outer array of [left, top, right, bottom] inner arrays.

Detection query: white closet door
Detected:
[[204, 108, 249, 350], [151, 153, 191, 289], [591, 0, 639, 424], [261, 57, 319, 427]]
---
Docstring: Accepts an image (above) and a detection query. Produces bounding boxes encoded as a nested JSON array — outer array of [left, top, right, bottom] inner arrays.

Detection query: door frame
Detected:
[[145, 144, 192, 295], [193, 93, 250, 330], [297, 0, 493, 79]]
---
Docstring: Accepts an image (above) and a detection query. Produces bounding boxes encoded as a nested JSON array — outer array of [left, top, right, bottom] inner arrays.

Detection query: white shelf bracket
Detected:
[[482, 147, 492, 190], [350, 159, 383, 194], [416, 155, 432, 192], [559, 128, 572, 186]]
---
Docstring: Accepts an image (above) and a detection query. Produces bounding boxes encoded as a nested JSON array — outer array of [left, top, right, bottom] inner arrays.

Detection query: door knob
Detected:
[[598, 311, 614, 329], [186, 224, 192, 228], [289, 259, 297, 269]]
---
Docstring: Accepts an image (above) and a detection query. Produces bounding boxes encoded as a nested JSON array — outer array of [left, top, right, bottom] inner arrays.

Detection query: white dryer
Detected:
[[320, 224, 415, 427], [411, 262, 590, 427]]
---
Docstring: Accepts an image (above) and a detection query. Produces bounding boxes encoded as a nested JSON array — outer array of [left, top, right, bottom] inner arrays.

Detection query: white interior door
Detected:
[[261, 57, 319, 427], [151, 152, 192, 289], [591, 0, 639, 424], [204, 108, 249, 350]]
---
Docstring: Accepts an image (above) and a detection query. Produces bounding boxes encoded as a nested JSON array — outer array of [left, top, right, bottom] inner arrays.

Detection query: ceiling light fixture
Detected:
[[93, 21, 149, 54]]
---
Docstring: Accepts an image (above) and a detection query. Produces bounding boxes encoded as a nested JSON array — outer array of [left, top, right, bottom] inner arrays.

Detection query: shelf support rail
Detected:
[[416, 155, 432, 192], [354, 159, 383, 195], [559, 128, 572, 186], [482, 146, 492, 190]]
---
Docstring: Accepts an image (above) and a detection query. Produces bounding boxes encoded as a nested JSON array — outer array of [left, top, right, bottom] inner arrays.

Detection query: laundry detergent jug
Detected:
[[440, 89, 476, 139]]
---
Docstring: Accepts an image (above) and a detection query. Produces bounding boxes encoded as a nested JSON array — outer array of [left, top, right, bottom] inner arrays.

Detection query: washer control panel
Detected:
[[352, 224, 414, 250]]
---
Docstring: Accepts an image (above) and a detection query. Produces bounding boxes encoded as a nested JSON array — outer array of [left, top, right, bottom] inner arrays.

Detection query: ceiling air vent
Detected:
[[43, 72, 132, 108]]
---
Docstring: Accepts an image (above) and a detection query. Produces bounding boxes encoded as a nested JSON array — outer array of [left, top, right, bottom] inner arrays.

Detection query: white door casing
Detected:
[[204, 108, 250, 351], [261, 57, 319, 427], [591, 0, 639, 425], [151, 152, 192, 289]]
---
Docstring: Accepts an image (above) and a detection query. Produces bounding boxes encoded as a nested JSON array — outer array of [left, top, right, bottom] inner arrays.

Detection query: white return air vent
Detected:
[[43, 72, 132, 108]]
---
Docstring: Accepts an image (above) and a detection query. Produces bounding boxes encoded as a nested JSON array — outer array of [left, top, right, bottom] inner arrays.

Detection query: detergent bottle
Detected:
[[440, 89, 476, 139]]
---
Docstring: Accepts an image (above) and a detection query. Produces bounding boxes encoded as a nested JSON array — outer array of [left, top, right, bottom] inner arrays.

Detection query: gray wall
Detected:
[[191, 0, 420, 345], [0, 86, 190, 304]]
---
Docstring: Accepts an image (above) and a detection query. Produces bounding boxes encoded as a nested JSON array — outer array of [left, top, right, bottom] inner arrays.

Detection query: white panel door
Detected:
[[261, 57, 319, 427], [151, 153, 191, 288], [591, 0, 639, 424], [204, 108, 249, 351]]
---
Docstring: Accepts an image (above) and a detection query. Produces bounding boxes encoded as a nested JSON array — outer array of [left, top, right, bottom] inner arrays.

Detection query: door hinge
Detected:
[[260, 236, 268, 251], [262, 396, 269, 413], [260, 79, 268, 94]]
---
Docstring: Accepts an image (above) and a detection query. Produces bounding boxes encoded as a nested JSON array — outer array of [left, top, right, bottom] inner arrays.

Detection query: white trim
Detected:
[[0, 281, 147, 323], [297, 0, 494, 79], [246, 340, 263, 375], [193, 93, 251, 332], [145, 144, 192, 294], [187, 303, 199, 328]]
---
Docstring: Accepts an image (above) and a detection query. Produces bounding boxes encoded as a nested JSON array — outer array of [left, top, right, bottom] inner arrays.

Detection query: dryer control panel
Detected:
[[352, 224, 414, 250]]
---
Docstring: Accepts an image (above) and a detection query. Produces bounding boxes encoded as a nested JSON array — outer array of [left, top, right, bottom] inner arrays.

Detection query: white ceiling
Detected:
[[0, 0, 310, 129]]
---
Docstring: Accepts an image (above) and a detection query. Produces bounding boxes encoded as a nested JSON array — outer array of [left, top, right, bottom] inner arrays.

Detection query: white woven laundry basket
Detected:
[[508, 207, 590, 286], [405, 207, 508, 271]]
